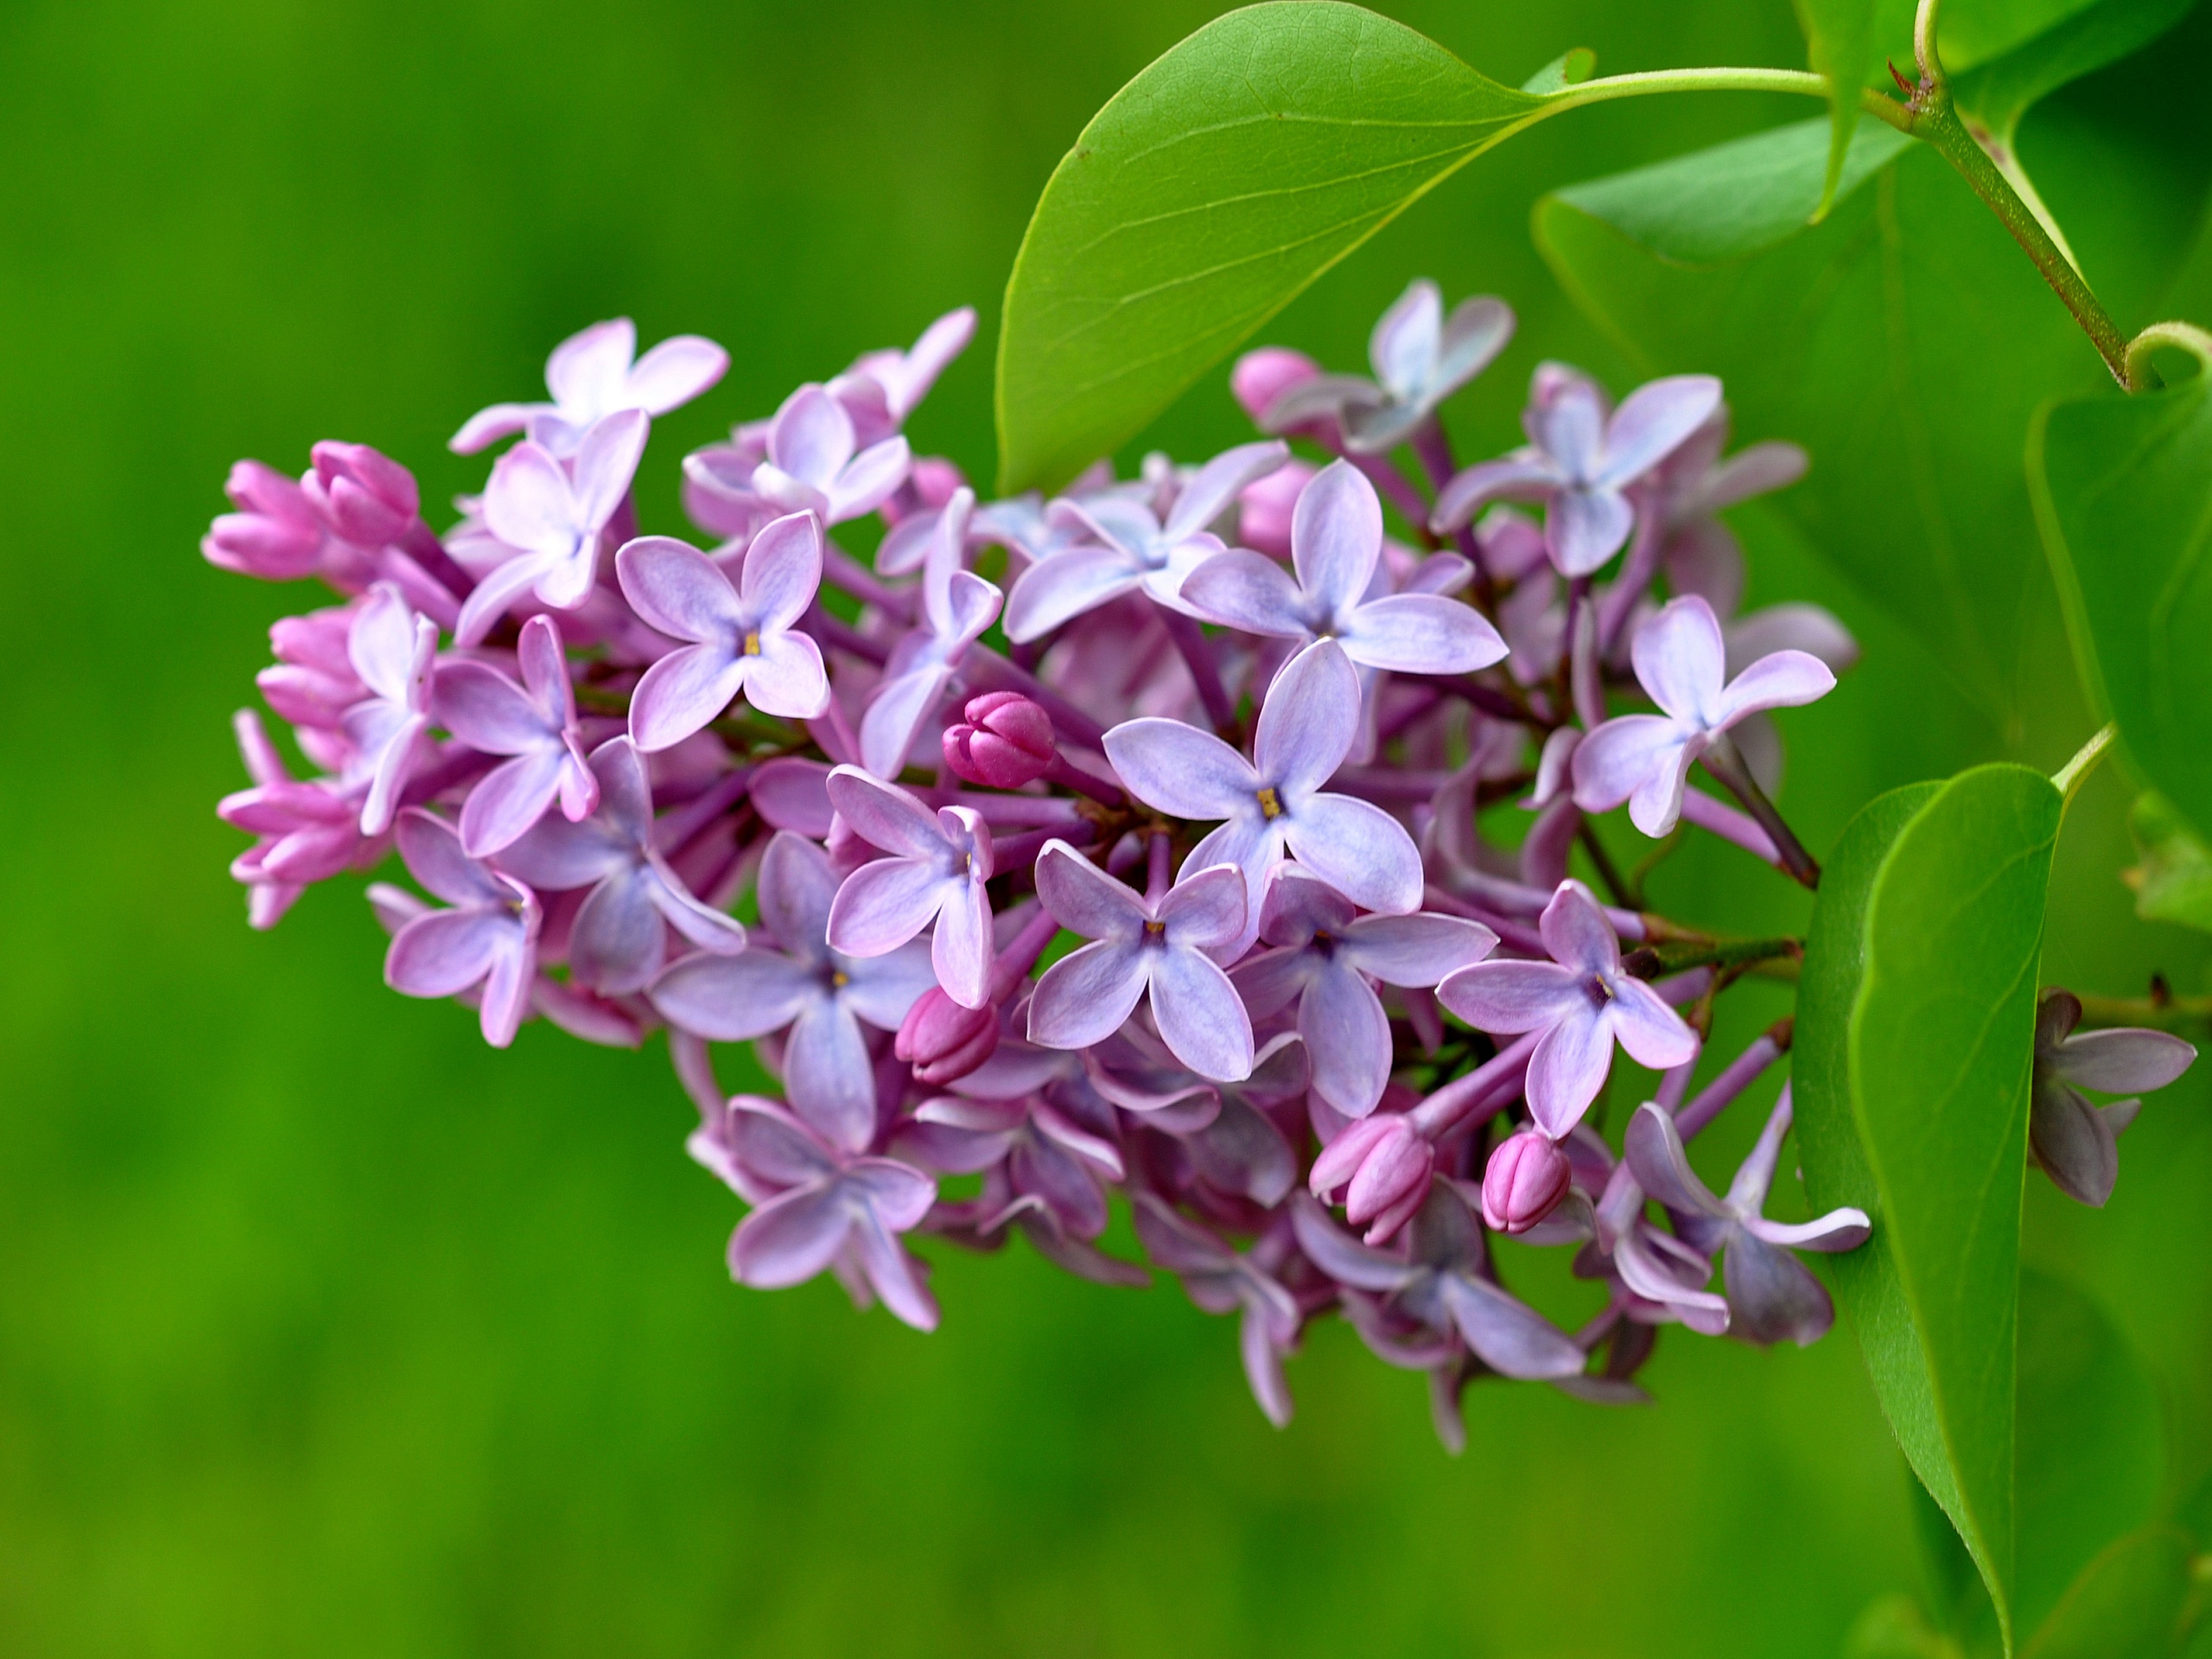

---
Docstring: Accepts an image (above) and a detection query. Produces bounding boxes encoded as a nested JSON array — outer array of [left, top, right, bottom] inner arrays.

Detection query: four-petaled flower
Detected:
[[1258, 280, 1514, 454], [1233, 867, 1495, 1117], [1432, 368, 1721, 575], [1002, 440, 1287, 641], [828, 306, 976, 445], [496, 736, 745, 995], [1104, 638, 1425, 920], [1438, 880, 1697, 1137], [378, 808, 542, 1048], [1027, 842, 1255, 1083], [449, 317, 728, 456], [858, 489, 1003, 778], [1624, 1089, 1871, 1345], [341, 582, 439, 836], [693, 1094, 939, 1331], [2028, 989, 2196, 1206], [750, 383, 912, 525], [824, 766, 995, 1010], [435, 613, 600, 855], [455, 410, 650, 645], [652, 831, 937, 1153], [615, 511, 831, 752], [1181, 459, 1506, 676], [1572, 594, 1834, 836]]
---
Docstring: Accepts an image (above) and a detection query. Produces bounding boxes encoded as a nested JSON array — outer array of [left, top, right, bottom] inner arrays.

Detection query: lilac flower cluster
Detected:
[[207, 283, 2193, 1441]]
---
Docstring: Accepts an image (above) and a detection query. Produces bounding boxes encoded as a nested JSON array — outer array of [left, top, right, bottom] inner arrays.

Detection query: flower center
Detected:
[[1142, 918, 1167, 942], [831, 969, 850, 988], [742, 631, 763, 657], [1255, 785, 1284, 820]]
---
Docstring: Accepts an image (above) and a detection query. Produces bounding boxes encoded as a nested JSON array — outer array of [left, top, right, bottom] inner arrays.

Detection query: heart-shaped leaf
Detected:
[[2017, 1527, 2194, 1659]]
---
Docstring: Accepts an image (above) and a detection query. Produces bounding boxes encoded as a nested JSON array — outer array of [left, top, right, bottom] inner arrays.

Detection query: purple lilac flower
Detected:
[[455, 410, 649, 645], [859, 490, 1002, 778], [435, 614, 599, 856], [1132, 1195, 1303, 1427], [894, 1093, 1123, 1243], [1180, 460, 1506, 675], [495, 736, 745, 995], [1027, 842, 1255, 1082], [1257, 280, 1514, 454], [1573, 595, 1834, 837], [1438, 880, 1698, 1138], [378, 808, 541, 1047], [1624, 1089, 1871, 1345], [749, 384, 912, 525], [1481, 1128, 1573, 1236], [693, 1094, 939, 1331], [1232, 868, 1496, 1118], [827, 306, 976, 446], [449, 317, 728, 456], [1104, 638, 1425, 918], [340, 582, 439, 836], [1432, 369, 1722, 575], [1648, 410, 1808, 609], [1001, 440, 1287, 641], [219, 709, 375, 928], [652, 831, 936, 1153], [1307, 1109, 1433, 1243], [615, 511, 831, 750], [823, 766, 995, 1010], [2029, 989, 2196, 1206]]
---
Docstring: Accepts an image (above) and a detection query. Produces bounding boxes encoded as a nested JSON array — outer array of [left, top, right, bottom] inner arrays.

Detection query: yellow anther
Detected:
[[1255, 785, 1284, 820], [742, 630, 763, 656]]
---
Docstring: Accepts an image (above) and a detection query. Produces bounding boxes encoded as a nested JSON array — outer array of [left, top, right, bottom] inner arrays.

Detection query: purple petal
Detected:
[[624, 334, 728, 413], [1257, 865, 1357, 946], [616, 535, 742, 644], [1339, 593, 1505, 676], [1103, 718, 1258, 821], [827, 436, 912, 524], [396, 807, 508, 907], [858, 661, 953, 780], [1291, 460, 1383, 618], [1434, 959, 1584, 1033], [1718, 650, 1836, 726], [726, 1097, 841, 1186], [1186, 1096, 1296, 1205], [1163, 440, 1290, 543], [1429, 455, 1559, 535], [1605, 979, 1700, 1071], [1432, 296, 1515, 399], [645, 861, 747, 954], [931, 875, 994, 1009], [849, 1211, 940, 1331], [827, 857, 951, 958], [847, 1156, 938, 1232], [453, 550, 555, 648], [484, 442, 577, 563], [1288, 1192, 1416, 1291], [545, 318, 636, 410], [650, 949, 820, 1040], [785, 996, 880, 1154], [769, 385, 855, 486], [1027, 941, 1150, 1050], [1300, 960, 1392, 1116], [1147, 945, 1255, 1082], [1599, 375, 1723, 487], [751, 760, 836, 840], [1630, 596, 1728, 727], [1254, 639, 1358, 799], [742, 631, 830, 721], [1369, 279, 1441, 397], [569, 867, 665, 995], [1238, 1300, 1294, 1428], [1003, 544, 1144, 642], [459, 747, 567, 856], [1724, 603, 1858, 676], [1573, 715, 1689, 833], [741, 511, 824, 632], [1744, 1209, 1872, 1252], [1722, 1231, 1836, 1346], [825, 767, 949, 861], [450, 401, 546, 454], [385, 909, 505, 999], [1523, 1007, 1614, 1139], [729, 1184, 853, 1288], [1230, 949, 1314, 1021], [1033, 840, 1147, 942], [569, 409, 650, 531], [1338, 913, 1496, 986], [628, 643, 745, 753], [1280, 792, 1422, 915], [1549, 486, 1637, 576], [839, 941, 940, 1031], [1439, 1274, 1586, 1380], [1179, 549, 1310, 639], [1623, 1103, 1729, 1218], [1539, 880, 1620, 976], [1156, 862, 1249, 953], [2053, 1027, 2197, 1093]]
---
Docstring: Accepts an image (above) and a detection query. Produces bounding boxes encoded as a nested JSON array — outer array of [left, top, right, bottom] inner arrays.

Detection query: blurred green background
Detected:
[[3, 0, 2206, 1653]]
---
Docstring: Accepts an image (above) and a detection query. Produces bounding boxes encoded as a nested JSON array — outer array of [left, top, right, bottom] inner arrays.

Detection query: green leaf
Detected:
[[2014, 1269, 2164, 1638], [2018, 1527, 2195, 1659], [1794, 0, 1885, 213], [1547, 114, 1910, 264], [2031, 330, 2212, 849], [1520, 47, 1596, 96], [1951, 0, 2196, 143], [1799, 766, 2063, 1653], [2123, 791, 2212, 931], [992, 2, 1554, 493], [1848, 1592, 1970, 1659]]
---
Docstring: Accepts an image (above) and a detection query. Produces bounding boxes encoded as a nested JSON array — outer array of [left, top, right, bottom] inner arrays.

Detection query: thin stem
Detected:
[[1674, 1023, 1792, 1141], [2052, 721, 2115, 804], [2125, 321, 2212, 392], [1699, 734, 1821, 889], [1552, 67, 1913, 133], [1044, 753, 1124, 806], [1576, 819, 1637, 909], [1146, 830, 1173, 906], [2075, 990, 2212, 1033], [1411, 1031, 1541, 1141], [1157, 608, 1240, 739]]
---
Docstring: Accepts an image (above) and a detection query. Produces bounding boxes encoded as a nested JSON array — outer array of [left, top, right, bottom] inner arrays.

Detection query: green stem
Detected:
[[2125, 321, 2212, 392], [1552, 67, 1915, 134]]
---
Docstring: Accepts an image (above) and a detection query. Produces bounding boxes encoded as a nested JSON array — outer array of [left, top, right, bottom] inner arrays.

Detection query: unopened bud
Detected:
[[1230, 346, 1321, 427], [895, 987, 1000, 1084], [305, 441, 420, 547], [1237, 460, 1313, 560], [1481, 1129, 1572, 1235], [943, 691, 1056, 789], [909, 456, 969, 511]]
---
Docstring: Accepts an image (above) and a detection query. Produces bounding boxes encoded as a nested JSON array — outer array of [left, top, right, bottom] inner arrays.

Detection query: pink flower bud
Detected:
[[1231, 347, 1321, 426], [1481, 1129, 1572, 1235], [305, 441, 420, 547], [910, 456, 969, 511], [1312, 1112, 1433, 1243], [943, 691, 1056, 789], [1236, 460, 1314, 560], [894, 987, 1000, 1084], [203, 461, 325, 580]]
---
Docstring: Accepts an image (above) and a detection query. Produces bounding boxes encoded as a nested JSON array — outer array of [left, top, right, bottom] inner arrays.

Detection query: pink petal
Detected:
[[729, 1184, 853, 1289], [741, 510, 824, 632], [849, 1211, 940, 1332], [623, 334, 728, 413], [570, 409, 650, 530], [1573, 714, 1686, 822], [1605, 977, 1698, 1071], [826, 857, 950, 958], [1523, 1008, 1614, 1138], [545, 318, 637, 410], [1434, 959, 1584, 1033], [1254, 639, 1359, 798], [450, 401, 547, 455], [484, 442, 576, 562], [459, 747, 568, 856], [1622, 1103, 1728, 1218], [770, 385, 855, 486], [825, 767, 948, 861], [1148, 945, 1255, 1082], [1538, 880, 1619, 976], [742, 630, 831, 721], [931, 876, 994, 1009], [827, 436, 913, 524], [1369, 278, 1441, 396], [1034, 840, 1147, 942], [385, 908, 505, 999]]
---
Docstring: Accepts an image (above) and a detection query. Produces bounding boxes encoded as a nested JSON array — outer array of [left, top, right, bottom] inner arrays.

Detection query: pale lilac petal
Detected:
[[1229, 949, 1312, 1021], [839, 941, 940, 1031], [1430, 455, 1559, 535], [348, 588, 429, 701], [1614, 1229, 1730, 1334], [849, 1211, 940, 1331], [359, 710, 429, 838], [2051, 1027, 2196, 1093], [569, 867, 665, 995], [1631, 596, 1728, 727], [1033, 840, 1147, 942], [1254, 639, 1358, 798], [1599, 375, 1723, 487], [1432, 296, 1515, 399], [1187, 1096, 1296, 1205], [1300, 960, 1392, 1115], [615, 536, 742, 644], [1290, 460, 1383, 617], [645, 861, 747, 953], [785, 997, 879, 1153], [569, 409, 650, 531], [1341, 914, 1495, 986], [1281, 793, 1422, 916], [1011, 1134, 1109, 1237], [1439, 1274, 1586, 1380], [396, 807, 508, 907], [1622, 1103, 1729, 1219], [1370, 279, 1441, 396], [1744, 1209, 1873, 1252], [478, 934, 534, 1048], [493, 814, 629, 892], [1435, 959, 1584, 1033], [1003, 543, 1144, 641], [823, 435, 910, 524], [750, 760, 836, 841], [1573, 715, 1687, 824], [740, 510, 824, 632], [1538, 881, 1619, 976], [1185, 817, 1281, 906], [726, 1098, 841, 1186], [1163, 440, 1290, 543], [516, 614, 574, 720], [1238, 1300, 1294, 1428], [1550, 486, 1636, 576], [858, 661, 953, 780], [460, 747, 568, 856], [1288, 1192, 1417, 1291], [1716, 650, 1836, 725], [1179, 550, 1310, 638], [1131, 1193, 1234, 1274], [827, 858, 952, 957], [1103, 718, 1258, 819], [649, 950, 820, 1040], [1538, 379, 1608, 477], [932, 877, 993, 1009], [532, 539, 598, 612], [1257, 865, 1357, 946], [450, 401, 546, 454], [1147, 946, 1255, 1082], [385, 909, 505, 998], [938, 569, 1002, 647], [847, 1157, 938, 1231], [1605, 980, 1700, 1071], [1524, 1008, 1614, 1138], [742, 630, 830, 721], [770, 385, 855, 486], [454, 550, 556, 647], [1698, 439, 1807, 508], [825, 767, 948, 861], [1156, 863, 1249, 953], [1724, 603, 1857, 676], [546, 318, 637, 410], [628, 644, 746, 753], [1027, 941, 1150, 1050], [1339, 593, 1505, 675], [1722, 1232, 1835, 1346], [729, 1185, 853, 1288], [623, 335, 728, 413]]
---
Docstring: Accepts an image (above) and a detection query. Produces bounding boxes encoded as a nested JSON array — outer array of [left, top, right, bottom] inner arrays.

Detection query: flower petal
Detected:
[[1148, 944, 1256, 1082], [1523, 1006, 1615, 1139], [1179, 549, 1310, 639], [1605, 978, 1700, 1071], [568, 866, 665, 995], [1429, 454, 1559, 535], [1290, 460, 1382, 620], [385, 909, 504, 999], [1434, 959, 1584, 1033], [649, 949, 820, 1040], [825, 766, 949, 861], [931, 875, 994, 1009], [1439, 1273, 1586, 1380], [729, 1184, 853, 1288], [1103, 717, 1258, 820], [826, 856, 951, 958], [785, 996, 880, 1154], [742, 629, 831, 721], [2052, 1027, 2197, 1093], [1164, 439, 1292, 543], [1157, 862, 1249, 953], [1254, 638, 1358, 799], [1368, 278, 1441, 397], [1280, 792, 1423, 915], [1338, 913, 1496, 986], [1599, 374, 1723, 487], [1721, 1231, 1836, 1346], [570, 409, 650, 530], [627, 643, 745, 753], [1549, 485, 1636, 576], [1027, 940, 1149, 1050], [616, 535, 742, 644], [740, 510, 824, 632], [1622, 1103, 1729, 1219], [624, 334, 729, 414], [849, 1209, 940, 1331], [1003, 543, 1145, 642], [483, 442, 577, 563], [459, 747, 568, 857], [1300, 960, 1393, 1116], [1339, 593, 1505, 676]]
